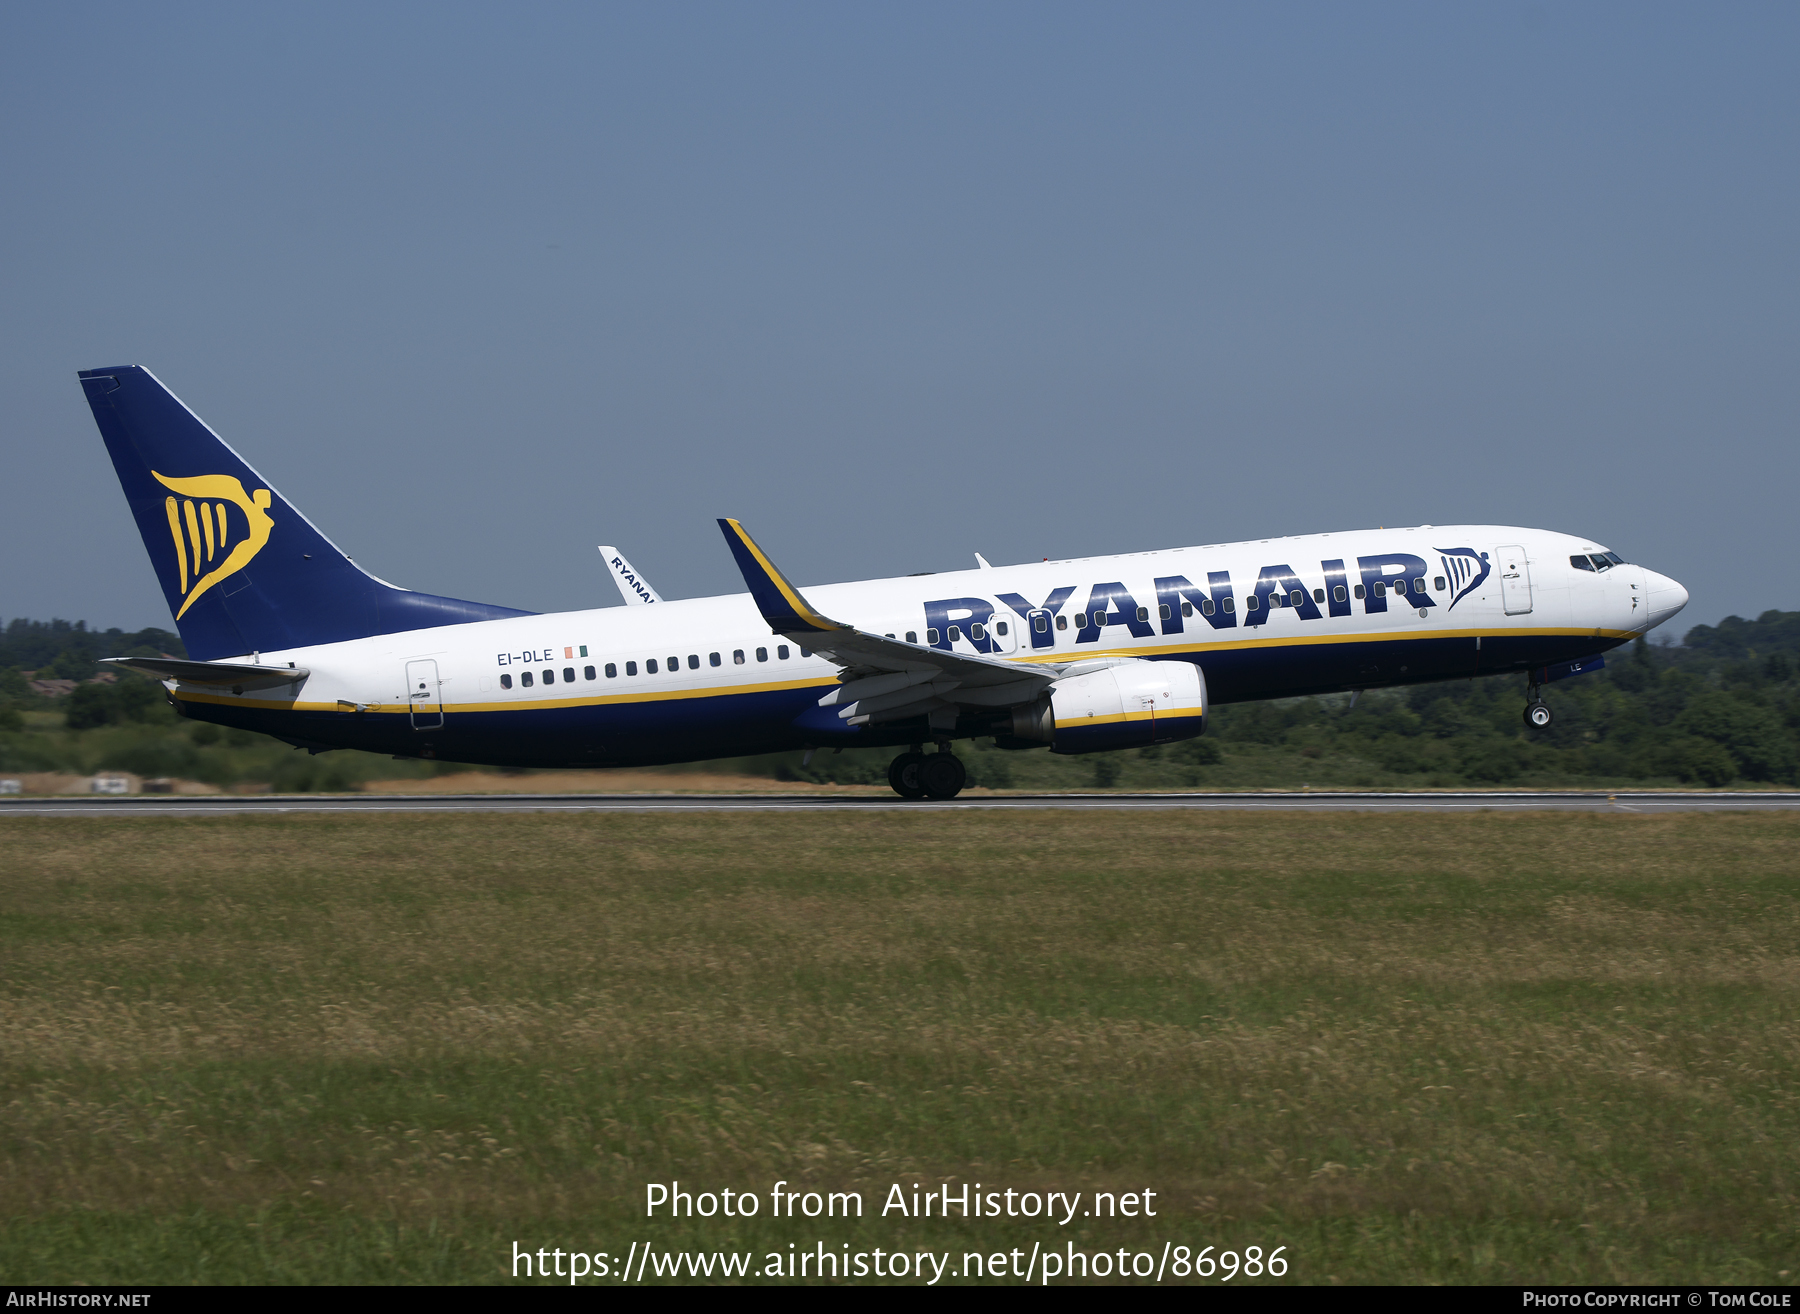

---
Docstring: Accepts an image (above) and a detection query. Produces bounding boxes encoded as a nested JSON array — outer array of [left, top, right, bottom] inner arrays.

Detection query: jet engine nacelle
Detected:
[[1010, 659, 1207, 754]]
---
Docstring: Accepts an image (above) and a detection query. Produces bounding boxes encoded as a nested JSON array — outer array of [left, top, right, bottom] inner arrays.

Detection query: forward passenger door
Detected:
[[1497, 546, 1533, 616]]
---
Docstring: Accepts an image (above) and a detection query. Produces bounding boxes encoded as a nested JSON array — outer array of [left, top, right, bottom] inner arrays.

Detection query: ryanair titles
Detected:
[[924, 549, 1491, 653]]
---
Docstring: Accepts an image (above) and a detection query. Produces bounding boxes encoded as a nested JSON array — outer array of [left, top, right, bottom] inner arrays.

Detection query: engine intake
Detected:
[[1010, 659, 1207, 754]]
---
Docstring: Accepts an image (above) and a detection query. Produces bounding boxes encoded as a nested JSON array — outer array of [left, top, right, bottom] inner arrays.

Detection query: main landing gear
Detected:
[[888, 747, 967, 799]]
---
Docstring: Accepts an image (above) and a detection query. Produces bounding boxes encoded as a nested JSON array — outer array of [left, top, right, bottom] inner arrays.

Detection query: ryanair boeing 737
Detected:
[[79, 366, 1690, 799]]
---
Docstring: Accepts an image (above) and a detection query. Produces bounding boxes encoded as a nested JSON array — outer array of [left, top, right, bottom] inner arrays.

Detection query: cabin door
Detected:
[[406, 659, 444, 730], [987, 612, 1019, 654], [1497, 545, 1533, 616]]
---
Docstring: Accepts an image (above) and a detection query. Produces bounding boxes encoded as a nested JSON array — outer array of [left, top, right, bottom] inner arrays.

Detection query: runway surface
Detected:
[[4, 791, 1799, 816]]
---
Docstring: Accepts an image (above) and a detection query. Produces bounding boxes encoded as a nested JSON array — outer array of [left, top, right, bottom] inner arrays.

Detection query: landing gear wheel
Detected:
[[888, 752, 927, 799], [917, 753, 967, 800], [1525, 701, 1553, 729]]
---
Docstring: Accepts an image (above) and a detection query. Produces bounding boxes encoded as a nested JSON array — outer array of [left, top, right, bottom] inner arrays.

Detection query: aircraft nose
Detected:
[[1641, 570, 1689, 634]]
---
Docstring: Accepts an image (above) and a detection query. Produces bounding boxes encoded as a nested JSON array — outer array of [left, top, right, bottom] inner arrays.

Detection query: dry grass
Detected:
[[2, 811, 1797, 1283]]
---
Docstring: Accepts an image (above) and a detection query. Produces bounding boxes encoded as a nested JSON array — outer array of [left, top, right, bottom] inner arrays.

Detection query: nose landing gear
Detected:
[[1523, 684, 1553, 729], [888, 747, 967, 799]]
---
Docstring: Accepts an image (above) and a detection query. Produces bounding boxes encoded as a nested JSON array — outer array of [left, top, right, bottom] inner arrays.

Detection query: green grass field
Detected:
[[2, 811, 1797, 1284]]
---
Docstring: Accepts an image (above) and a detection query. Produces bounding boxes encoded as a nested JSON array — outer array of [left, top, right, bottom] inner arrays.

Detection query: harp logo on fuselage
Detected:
[[152, 471, 275, 618]]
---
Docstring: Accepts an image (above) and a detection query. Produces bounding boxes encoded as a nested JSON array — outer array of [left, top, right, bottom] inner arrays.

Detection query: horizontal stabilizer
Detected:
[[101, 656, 309, 692]]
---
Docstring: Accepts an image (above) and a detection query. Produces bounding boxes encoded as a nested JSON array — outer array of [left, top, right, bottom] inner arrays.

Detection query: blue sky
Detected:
[[4, 3, 1795, 637]]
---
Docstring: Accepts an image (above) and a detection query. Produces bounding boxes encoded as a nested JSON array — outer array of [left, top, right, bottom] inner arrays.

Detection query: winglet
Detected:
[[716, 519, 850, 635]]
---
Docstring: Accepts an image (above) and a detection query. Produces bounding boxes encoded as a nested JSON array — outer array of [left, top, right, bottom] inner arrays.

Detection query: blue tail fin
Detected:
[[79, 366, 532, 661]]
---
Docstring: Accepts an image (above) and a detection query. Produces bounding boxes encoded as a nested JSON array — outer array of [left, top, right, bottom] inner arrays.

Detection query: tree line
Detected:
[[3, 610, 1798, 789]]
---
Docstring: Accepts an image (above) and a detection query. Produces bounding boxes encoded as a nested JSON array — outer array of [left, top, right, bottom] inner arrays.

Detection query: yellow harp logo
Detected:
[[152, 472, 276, 618]]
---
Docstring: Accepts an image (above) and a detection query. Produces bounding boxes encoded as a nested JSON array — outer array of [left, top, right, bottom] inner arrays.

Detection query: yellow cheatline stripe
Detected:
[[176, 675, 839, 714], [724, 519, 847, 632], [164, 497, 187, 594], [1056, 709, 1156, 728], [1009, 625, 1635, 666]]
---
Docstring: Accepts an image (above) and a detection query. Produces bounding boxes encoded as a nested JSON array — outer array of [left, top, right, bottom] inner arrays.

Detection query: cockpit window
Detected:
[[1571, 555, 1595, 572], [1589, 554, 1612, 572], [1603, 551, 1625, 566]]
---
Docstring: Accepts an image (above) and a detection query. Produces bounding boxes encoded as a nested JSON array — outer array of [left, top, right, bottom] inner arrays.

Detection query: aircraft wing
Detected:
[[716, 518, 1053, 726], [101, 656, 309, 692], [598, 546, 663, 604]]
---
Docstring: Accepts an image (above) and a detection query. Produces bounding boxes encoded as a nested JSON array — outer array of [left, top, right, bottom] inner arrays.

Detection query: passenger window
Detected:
[[1354, 584, 1365, 599], [1136, 606, 1149, 622], [521, 671, 534, 688], [542, 669, 555, 684], [801, 649, 811, 657], [1334, 585, 1347, 603], [563, 667, 575, 683], [1055, 616, 1068, 630], [626, 661, 637, 676], [905, 632, 917, 644], [733, 650, 745, 665], [1373, 582, 1386, 598], [500, 673, 512, 689], [1246, 594, 1259, 610], [605, 663, 617, 678], [1222, 597, 1235, 613], [688, 655, 699, 669], [710, 653, 721, 667], [1313, 588, 1324, 603], [777, 645, 789, 659], [1197, 600, 1210, 616], [926, 629, 940, 643], [995, 621, 1008, 636], [667, 656, 678, 671], [1074, 613, 1088, 628], [970, 623, 985, 641], [947, 626, 961, 642], [1289, 589, 1303, 607], [1033, 615, 1047, 632], [646, 659, 658, 674], [1434, 577, 1445, 591], [584, 666, 596, 680], [756, 647, 768, 662]]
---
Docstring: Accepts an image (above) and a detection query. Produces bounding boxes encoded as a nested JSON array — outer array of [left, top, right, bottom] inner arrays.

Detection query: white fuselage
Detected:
[[172, 524, 1687, 768]]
